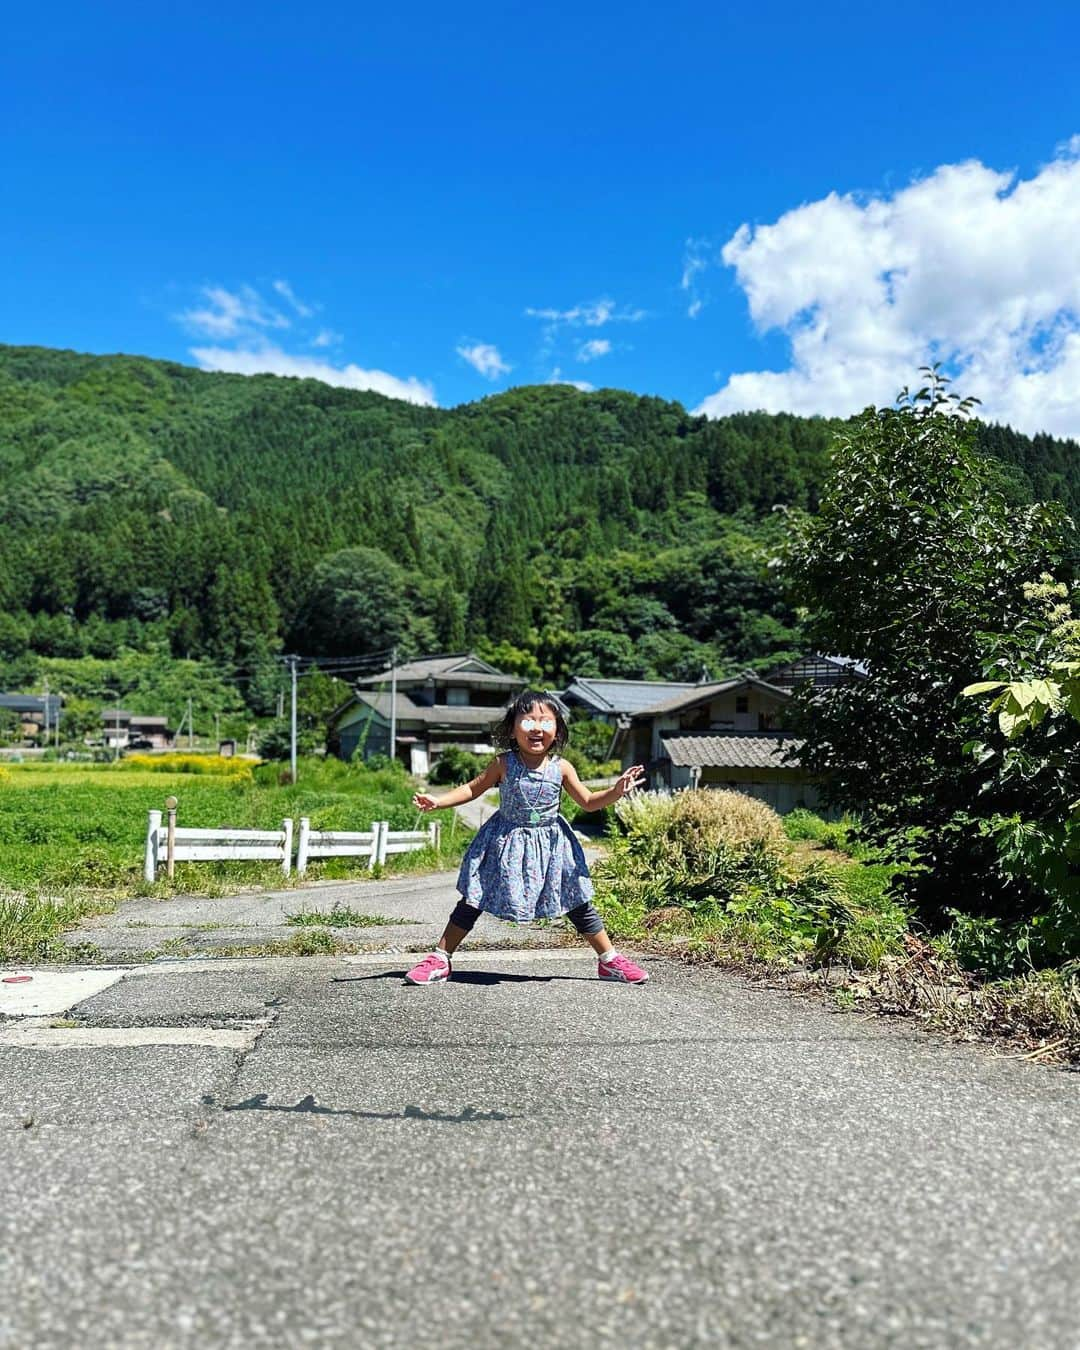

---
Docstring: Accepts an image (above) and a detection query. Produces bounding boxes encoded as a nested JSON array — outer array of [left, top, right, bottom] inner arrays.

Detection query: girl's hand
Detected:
[[412, 792, 440, 812], [615, 765, 645, 798]]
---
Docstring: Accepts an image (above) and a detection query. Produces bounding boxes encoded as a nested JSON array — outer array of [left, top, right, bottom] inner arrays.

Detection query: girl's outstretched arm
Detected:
[[413, 756, 505, 811], [561, 760, 645, 811]]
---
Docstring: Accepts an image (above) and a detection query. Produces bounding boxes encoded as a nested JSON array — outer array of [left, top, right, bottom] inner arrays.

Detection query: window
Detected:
[[735, 695, 749, 715], [446, 687, 469, 706]]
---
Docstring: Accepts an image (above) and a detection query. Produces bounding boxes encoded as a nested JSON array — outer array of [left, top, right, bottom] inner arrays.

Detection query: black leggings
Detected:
[[448, 898, 605, 937]]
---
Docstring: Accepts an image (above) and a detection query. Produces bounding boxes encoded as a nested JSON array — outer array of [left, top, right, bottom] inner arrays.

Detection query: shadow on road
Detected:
[[331, 970, 596, 985]]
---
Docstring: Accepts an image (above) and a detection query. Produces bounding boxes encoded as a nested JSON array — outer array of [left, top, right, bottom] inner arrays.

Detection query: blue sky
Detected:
[[3, 1, 1079, 434]]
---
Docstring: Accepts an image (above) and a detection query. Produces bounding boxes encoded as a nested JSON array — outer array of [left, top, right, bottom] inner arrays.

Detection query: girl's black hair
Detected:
[[492, 689, 570, 754]]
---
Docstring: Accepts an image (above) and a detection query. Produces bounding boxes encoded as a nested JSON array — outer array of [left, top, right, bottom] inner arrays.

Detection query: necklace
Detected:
[[517, 754, 551, 824]]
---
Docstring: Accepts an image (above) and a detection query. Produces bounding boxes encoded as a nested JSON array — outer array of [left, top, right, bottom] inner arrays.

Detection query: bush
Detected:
[[428, 746, 487, 786], [669, 789, 786, 857], [597, 786, 909, 969]]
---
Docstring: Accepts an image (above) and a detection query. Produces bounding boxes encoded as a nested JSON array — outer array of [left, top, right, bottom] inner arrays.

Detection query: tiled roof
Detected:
[[0, 694, 62, 713], [632, 675, 791, 719], [356, 652, 499, 682], [660, 731, 804, 769], [344, 692, 510, 729], [562, 677, 700, 716]]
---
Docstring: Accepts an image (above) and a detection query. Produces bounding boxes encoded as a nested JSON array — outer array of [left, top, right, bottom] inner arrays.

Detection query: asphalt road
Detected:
[[2, 951, 1079, 1349]]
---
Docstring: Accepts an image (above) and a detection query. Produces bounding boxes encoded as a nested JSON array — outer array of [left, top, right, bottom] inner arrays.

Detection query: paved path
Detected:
[[2, 950, 1078, 1348], [62, 863, 597, 959], [64, 802, 598, 959]]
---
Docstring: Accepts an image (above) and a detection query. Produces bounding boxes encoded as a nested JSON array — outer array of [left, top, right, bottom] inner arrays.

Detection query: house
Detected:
[[766, 653, 868, 688], [0, 693, 63, 743], [102, 710, 175, 752], [609, 653, 873, 812], [560, 676, 704, 725], [329, 653, 528, 775], [609, 674, 821, 813]]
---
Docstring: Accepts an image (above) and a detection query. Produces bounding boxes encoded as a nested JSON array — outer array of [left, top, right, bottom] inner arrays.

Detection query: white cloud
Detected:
[[525, 298, 645, 327], [681, 238, 711, 318], [456, 341, 511, 379], [576, 338, 611, 362], [695, 139, 1080, 439], [272, 279, 315, 317], [547, 367, 594, 392], [311, 328, 343, 348], [190, 343, 437, 406], [179, 285, 290, 339]]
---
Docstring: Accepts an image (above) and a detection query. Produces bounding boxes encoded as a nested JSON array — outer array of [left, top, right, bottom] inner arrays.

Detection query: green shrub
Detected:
[[429, 746, 487, 785]]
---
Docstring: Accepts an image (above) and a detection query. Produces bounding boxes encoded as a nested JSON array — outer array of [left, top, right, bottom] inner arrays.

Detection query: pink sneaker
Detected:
[[405, 952, 451, 985], [598, 953, 648, 984]]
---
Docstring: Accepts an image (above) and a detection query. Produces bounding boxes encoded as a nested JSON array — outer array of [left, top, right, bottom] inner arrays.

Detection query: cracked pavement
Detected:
[[2, 951, 1079, 1348]]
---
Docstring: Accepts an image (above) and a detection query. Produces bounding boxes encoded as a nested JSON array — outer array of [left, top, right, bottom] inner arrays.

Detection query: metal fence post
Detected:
[[144, 809, 162, 882]]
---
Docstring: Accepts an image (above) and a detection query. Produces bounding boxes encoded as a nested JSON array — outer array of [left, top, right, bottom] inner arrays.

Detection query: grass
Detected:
[[0, 757, 468, 962], [285, 907, 411, 928], [595, 799, 1080, 1066]]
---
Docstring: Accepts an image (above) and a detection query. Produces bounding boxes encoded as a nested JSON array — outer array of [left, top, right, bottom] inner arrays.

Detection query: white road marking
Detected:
[[0, 1024, 264, 1051], [0, 969, 125, 1016]]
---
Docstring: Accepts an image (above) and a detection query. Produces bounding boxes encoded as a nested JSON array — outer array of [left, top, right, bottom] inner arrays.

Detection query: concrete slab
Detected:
[[0, 1024, 263, 1051], [0, 968, 125, 1017]]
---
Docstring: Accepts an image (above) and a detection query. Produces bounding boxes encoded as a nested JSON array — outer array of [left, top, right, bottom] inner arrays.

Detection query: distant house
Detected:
[[560, 676, 704, 725], [102, 710, 175, 752], [766, 654, 868, 688], [329, 653, 528, 775], [0, 693, 62, 743], [610, 674, 820, 813], [609, 654, 871, 813]]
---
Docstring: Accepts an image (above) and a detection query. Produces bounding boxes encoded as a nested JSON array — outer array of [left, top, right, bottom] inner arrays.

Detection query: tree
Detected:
[[783, 368, 1070, 921], [960, 575, 1080, 959], [294, 547, 410, 656]]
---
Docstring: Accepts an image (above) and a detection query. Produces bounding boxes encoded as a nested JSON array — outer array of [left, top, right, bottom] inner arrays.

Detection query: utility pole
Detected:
[[187, 697, 194, 750], [55, 690, 61, 750], [288, 655, 299, 784], [214, 711, 220, 749], [42, 677, 49, 749], [389, 647, 398, 765]]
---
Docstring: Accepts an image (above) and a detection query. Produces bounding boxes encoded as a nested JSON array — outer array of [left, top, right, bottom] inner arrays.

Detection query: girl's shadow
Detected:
[[333, 970, 595, 985]]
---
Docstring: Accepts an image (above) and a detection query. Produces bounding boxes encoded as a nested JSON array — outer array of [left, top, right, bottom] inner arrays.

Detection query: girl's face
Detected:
[[514, 703, 558, 756]]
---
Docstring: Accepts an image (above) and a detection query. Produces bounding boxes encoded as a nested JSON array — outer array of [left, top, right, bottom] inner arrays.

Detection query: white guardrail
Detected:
[[144, 810, 441, 882]]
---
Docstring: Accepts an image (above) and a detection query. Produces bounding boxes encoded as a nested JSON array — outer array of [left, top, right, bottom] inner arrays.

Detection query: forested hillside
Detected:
[[1, 342, 1077, 718]]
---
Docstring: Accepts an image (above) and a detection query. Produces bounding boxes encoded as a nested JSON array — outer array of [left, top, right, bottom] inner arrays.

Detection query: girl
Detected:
[[406, 690, 648, 985]]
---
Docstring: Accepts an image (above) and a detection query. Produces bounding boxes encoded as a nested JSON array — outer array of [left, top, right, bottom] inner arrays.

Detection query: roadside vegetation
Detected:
[[591, 371, 1079, 1065], [0, 755, 467, 963], [593, 791, 1079, 1063]]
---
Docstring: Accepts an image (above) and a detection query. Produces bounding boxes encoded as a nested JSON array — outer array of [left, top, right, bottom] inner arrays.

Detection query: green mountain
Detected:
[[0, 343, 1076, 709]]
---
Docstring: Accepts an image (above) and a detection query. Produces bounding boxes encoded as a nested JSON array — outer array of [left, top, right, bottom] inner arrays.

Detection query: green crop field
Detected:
[[0, 757, 467, 961]]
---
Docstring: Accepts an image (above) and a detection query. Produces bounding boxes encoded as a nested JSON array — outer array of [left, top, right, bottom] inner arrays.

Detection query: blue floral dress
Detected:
[[456, 750, 594, 921]]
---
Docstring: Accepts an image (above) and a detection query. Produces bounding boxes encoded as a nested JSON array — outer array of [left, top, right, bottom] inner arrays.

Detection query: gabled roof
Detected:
[[630, 675, 791, 720], [768, 653, 869, 682], [336, 691, 508, 730], [354, 651, 523, 688], [0, 694, 62, 714], [661, 731, 804, 769], [562, 676, 701, 717]]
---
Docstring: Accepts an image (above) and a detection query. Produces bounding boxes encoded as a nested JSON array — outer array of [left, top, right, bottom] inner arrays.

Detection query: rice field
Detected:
[[0, 757, 467, 961]]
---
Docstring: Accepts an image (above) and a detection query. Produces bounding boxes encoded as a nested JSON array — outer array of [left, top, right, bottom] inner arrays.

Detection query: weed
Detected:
[[285, 908, 410, 928]]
